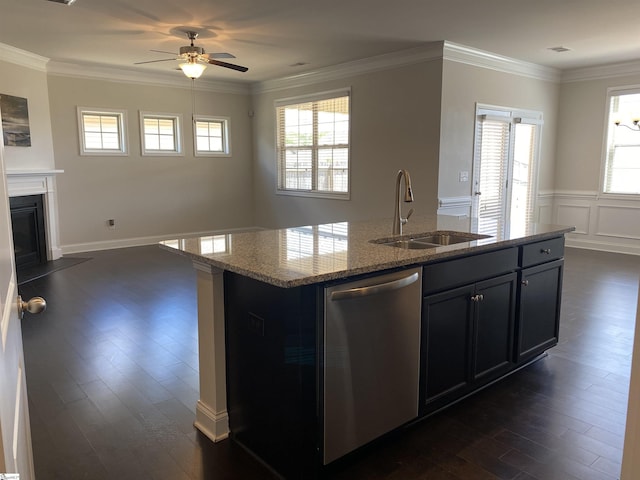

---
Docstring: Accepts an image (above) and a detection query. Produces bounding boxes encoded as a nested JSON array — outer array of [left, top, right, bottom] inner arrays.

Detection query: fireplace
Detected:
[[6, 169, 63, 263], [10, 195, 47, 269]]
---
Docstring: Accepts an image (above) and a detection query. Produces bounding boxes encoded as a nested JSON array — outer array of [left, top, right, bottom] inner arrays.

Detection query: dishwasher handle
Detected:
[[330, 271, 420, 301]]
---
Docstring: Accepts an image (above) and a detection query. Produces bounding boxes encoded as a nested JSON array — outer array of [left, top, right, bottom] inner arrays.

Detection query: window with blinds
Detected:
[[77, 107, 127, 155], [275, 89, 350, 198], [472, 107, 542, 237], [474, 116, 510, 236], [604, 90, 640, 195]]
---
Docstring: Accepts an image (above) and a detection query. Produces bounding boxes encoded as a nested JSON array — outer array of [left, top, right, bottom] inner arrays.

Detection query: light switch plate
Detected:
[[459, 171, 469, 182]]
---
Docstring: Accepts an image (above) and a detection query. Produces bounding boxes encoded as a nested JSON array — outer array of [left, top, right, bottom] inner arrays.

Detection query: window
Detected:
[[77, 107, 127, 155], [140, 112, 183, 156], [276, 89, 350, 198], [471, 106, 543, 238], [194, 116, 230, 156], [603, 89, 640, 195]]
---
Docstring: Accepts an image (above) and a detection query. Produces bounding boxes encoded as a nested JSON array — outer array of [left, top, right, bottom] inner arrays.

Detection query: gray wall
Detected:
[[554, 75, 635, 192], [0, 60, 56, 171], [552, 73, 640, 255], [250, 60, 443, 229], [438, 60, 560, 202], [46, 75, 254, 250]]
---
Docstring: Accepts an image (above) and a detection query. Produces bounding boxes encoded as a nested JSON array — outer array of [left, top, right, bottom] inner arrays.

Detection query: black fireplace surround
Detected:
[[9, 194, 47, 270]]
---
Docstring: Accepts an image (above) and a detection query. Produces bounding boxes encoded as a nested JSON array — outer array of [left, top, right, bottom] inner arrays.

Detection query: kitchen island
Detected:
[[160, 215, 574, 478]]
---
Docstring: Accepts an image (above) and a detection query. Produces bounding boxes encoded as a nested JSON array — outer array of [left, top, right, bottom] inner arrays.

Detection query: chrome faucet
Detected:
[[392, 169, 414, 235]]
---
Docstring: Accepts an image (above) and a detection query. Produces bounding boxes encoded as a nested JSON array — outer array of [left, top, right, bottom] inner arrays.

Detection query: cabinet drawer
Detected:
[[520, 237, 564, 267], [423, 247, 518, 295]]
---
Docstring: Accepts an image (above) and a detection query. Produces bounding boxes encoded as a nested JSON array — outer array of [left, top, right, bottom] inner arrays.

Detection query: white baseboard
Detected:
[[566, 237, 640, 256], [61, 226, 263, 255], [194, 400, 229, 443]]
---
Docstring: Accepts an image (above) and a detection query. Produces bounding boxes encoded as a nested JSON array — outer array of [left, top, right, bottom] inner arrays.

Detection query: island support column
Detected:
[[192, 261, 229, 441]]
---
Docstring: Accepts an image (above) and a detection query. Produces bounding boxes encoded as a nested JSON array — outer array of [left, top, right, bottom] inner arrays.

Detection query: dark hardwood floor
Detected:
[[17, 246, 640, 480]]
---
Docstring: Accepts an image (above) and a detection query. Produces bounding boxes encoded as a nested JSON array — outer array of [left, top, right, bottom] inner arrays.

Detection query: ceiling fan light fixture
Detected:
[[180, 62, 206, 79]]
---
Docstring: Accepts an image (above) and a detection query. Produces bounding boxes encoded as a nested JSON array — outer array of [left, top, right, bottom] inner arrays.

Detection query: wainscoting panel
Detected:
[[557, 205, 591, 235], [596, 205, 640, 240], [552, 191, 640, 255]]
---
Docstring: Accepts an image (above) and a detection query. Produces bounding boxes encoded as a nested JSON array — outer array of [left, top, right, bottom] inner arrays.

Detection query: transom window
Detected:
[[140, 112, 182, 156], [275, 89, 350, 198], [194, 116, 230, 156], [604, 88, 640, 195], [77, 107, 127, 155]]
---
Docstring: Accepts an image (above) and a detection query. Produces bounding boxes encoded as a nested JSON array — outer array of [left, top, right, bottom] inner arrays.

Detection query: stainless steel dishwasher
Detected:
[[323, 267, 422, 464]]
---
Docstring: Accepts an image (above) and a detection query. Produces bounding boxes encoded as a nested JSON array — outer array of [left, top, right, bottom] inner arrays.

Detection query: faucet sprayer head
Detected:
[[403, 171, 414, 202]]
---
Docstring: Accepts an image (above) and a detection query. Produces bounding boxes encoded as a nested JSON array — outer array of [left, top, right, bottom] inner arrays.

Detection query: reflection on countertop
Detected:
[[160, 215, 574, 288]]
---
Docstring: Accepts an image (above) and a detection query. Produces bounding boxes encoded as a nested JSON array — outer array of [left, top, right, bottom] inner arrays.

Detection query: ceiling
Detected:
[[2, 0, 640, 84]]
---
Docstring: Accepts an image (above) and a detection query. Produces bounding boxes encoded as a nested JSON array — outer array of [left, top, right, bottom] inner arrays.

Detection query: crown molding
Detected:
[[46, 61, 251, 94], [442, 41, 561, 83], [562, 59, 640, 83], [0, 43, 49, 71], [251, 42, 445, 95]]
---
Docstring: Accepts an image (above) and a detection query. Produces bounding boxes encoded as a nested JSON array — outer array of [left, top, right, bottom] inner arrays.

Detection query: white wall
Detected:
[[251, 60, 443, 229], [438, 59, 560, 219], [46, 75, 255, 252], [0, 59, 55, 171], [554, 72, 640, 255]]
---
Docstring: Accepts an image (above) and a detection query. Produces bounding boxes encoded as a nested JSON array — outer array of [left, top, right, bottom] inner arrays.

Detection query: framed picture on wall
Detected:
[[0, 94, 31, 147]]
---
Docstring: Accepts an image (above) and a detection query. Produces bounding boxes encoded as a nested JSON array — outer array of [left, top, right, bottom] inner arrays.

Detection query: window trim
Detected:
[[77, 107, 128, 156], [274, 88, 351, 200], [193, 115, 231, 157], [600, 86, 640, 198], [139, 111, 183, 156]]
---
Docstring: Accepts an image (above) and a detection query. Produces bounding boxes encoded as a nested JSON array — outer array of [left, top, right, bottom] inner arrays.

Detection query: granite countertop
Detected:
[[160, 215, 574, 288]]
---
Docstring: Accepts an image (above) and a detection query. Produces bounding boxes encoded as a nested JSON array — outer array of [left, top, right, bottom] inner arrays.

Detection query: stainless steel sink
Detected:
[[372, 231, 491, 249], [381, 239, 437, 249]]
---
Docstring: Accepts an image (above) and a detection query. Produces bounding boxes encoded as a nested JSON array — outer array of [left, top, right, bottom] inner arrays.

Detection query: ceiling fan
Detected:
[[135, 31, 248, 78]]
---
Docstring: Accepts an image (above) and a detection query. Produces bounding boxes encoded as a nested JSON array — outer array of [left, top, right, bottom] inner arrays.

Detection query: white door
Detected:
[[471, 106, 542, 238], [0, 114, 36, 478]]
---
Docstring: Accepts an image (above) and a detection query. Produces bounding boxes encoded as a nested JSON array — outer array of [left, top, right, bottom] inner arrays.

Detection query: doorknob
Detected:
[[17, 296, 47, 319]]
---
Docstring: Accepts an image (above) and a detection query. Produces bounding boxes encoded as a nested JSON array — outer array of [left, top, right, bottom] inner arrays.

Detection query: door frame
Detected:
[[471, 103, 544, 236]]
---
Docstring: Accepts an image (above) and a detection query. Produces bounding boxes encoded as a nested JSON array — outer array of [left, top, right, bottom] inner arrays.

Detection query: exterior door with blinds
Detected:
[[471, 106, 542, 238]]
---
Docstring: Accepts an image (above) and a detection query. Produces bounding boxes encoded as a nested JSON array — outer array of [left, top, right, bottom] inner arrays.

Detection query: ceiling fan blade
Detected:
[[150, 49, 179, 56], [207, 59, 248, 72], [134, 58, 177, 65], [208, 53, 236, 59]]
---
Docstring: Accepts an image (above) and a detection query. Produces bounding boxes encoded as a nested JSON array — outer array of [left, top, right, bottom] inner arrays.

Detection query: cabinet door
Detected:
[[473, 273, 517, 381], [517, 259, 563, 362], [422, 284, 474, 406]]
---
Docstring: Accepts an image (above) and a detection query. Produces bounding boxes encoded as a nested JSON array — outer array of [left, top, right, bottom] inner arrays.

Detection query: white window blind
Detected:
[[605, 91, 640, 195], [475, 116, 510, 236], [276, 90, 350, 197]]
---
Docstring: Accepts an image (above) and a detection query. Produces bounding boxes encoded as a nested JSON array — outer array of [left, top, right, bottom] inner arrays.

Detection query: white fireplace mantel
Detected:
[[7, 169, 64, 261]]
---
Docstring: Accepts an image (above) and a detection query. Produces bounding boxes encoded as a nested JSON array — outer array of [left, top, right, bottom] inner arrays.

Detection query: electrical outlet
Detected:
[[107, 219, 116, 230]]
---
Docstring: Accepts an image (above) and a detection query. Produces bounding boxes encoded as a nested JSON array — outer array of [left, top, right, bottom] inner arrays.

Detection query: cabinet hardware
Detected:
[[521, 280, 529, 286], [471, 294, 484, 302], [541, 248, 552, 254]]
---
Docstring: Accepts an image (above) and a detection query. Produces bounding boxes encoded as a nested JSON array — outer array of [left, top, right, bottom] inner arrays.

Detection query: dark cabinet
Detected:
[[422, 283, 474, 406], [422, 273, 517, 411], [474, 274, 517, 380], [516, 259, 563, 362]]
